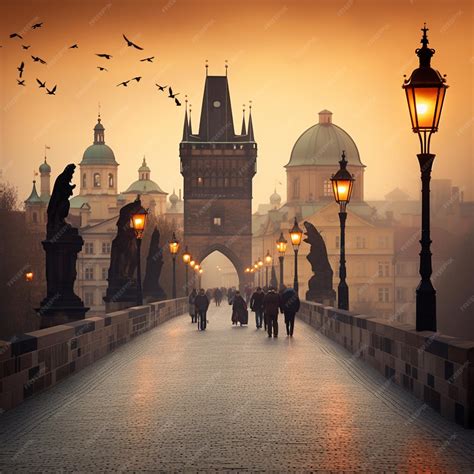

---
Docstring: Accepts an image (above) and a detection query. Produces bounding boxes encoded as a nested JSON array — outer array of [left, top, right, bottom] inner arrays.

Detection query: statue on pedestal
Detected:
[[304, 221, 336, 305], [38, 164, 89, 328], [104, 198, 143, 310], [143, 226, 167, 301]]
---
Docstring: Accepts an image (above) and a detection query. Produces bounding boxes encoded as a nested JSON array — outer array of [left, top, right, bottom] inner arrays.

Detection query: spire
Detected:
[[416, 23, 435, 68], [241, 104, 246, 135], [182, 97, 189, 140], [188, 103, 192, 134], [248, 101, 254, 141], [93, 111, 105, 144], [25, 180, 41, 204]]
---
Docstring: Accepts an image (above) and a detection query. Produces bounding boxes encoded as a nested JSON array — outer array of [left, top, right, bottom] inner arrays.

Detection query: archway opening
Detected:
[[200, 251, 239, 291]]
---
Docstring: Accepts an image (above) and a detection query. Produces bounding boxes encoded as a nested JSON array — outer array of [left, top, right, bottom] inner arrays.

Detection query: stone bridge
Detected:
[[0, 299, 473, 471]]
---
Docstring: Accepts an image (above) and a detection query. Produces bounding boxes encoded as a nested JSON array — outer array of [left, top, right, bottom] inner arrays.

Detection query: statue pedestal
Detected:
[[103, 278, 139, 313], [37, 226, 89, 329]]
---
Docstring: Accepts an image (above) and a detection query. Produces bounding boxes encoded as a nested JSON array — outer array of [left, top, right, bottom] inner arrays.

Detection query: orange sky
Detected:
[[0, 0, 472, 208]]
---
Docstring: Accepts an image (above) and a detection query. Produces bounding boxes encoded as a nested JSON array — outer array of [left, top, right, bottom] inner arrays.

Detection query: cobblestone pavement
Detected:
[[1, 305, 473, 472]]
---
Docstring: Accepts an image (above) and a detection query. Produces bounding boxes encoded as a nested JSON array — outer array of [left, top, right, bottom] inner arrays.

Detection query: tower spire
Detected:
[[182, 96, 189, 140], [93, 112, 105, 144], [248, 100, 254, 141], [241, 104, 247, 135], [205, 59, 208, 76], [189, 103, 192, 134], [225, 59, 228, 77]]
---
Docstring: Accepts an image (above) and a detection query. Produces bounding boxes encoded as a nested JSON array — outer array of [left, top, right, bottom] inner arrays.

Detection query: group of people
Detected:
[[187, 285, 301, 337]]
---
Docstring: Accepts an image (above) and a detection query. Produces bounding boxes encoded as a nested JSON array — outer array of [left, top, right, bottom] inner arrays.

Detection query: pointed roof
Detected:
[[138, 156, 150, 172], [198, 75, 235, 142], [241, 107, 247, 135], [182, 107, 189, 141], [39, 157, 51, 174], [25, 180, 42, 204], [248, 108, 255, 141]]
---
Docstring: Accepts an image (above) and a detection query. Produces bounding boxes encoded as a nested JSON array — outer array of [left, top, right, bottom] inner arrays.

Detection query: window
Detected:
[[378, 287, 390, 303], [85, 242, 94, 254], [93, 173, 101, 188], [292, 178, 300, 199], [378, 235, 389, 249], [101, 267, 108, 280], [323, 179, 333, 197], [396, 287, 406, 303], [102, 242, 111, 254], [82, 173, 87, 188], [84, 292, 94, 306], [108, 173, 114, 188], [213, 217, 222, 226], [335, 235, 340, 249], [356, 236, 367, 249], [85, 268, 94, 280], [378, 261, 390, 277]]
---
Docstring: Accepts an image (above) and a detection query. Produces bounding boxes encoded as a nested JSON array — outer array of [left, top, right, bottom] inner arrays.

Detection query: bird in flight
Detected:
[[31, 55, 47, 64], [36, 78, 46, 88], [96, 53, 112, 59], [32, 22, 43, 29], [155, 84, 167, 91], [175, 98, 182, 106], [17, 79, 25, 86], [122, 34, 143, 50], [10, 33, 23, 39], [168, 87, 179, 98], [132, 76, 141, 82], [46, 85, 57, 95], [97, 66, 108, 71], [17, 61, 25, 78], [69, 44, 78, 49], [22, 45, 30, 50], [117, 80, 130, 87], [140, 56, 154, 62]]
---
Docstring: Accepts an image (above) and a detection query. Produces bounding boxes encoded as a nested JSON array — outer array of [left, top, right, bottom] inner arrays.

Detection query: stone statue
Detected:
[[143, 226, 167, 301], [104, 198, 143, 308], [38, 164, 88, 328], [304, 221, 336, 305], [46, 163, 76, 238]]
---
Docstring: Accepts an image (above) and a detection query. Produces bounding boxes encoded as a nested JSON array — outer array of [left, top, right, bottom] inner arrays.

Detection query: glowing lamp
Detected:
[[25, 271, 34, 282], [169, 232, 180, 255], [276, 232, 287, 255], [289, 217, 303, 251], [265, 250, 272, 265], [182, 246, 191, 264], [331, 151, 354, 209], [130, 207, 148, 239], [258, 258, 263, 268]]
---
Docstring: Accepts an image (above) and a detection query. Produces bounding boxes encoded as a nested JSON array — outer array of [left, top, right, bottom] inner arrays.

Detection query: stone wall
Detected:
[[298, 300, 473, 428], [0, 298, 187, 412]]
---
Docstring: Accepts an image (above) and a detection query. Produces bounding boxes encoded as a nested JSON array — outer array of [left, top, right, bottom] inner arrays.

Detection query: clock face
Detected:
[[213, 100, 221, 108]]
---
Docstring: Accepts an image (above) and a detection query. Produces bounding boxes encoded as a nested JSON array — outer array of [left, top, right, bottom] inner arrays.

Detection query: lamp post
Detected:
[[169, 232, 180, 299], [258, 258, 263, 288], [264, 250, 272, 288], [194, 263, 201, 289], [289, 218, 303, 294], [182, 246, 191, 296], [331, 151, 355, 311], [131, 206, 148, 306], [276, 232, 287, 290], [403, 24, 447, 332]]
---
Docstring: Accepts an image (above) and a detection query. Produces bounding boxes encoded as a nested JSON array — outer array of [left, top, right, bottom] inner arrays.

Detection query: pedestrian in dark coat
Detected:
[[188, 289, 197, 323], [263, 287, 281, 338], [232, 291, 248, 326], [250, 287, 265, 329], [194, 289, 209, 331], [280, 288, 300, 336]]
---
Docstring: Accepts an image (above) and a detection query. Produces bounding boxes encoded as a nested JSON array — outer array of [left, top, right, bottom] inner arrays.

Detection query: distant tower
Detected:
[[39, 157, 51, 199], [180, 70, 257, 287]]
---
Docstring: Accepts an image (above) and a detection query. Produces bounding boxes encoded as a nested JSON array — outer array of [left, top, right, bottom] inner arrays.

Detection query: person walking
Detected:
[[232, 290, 248, 326], [214, 287, 222, 306], [195, 288, 209, 331], [280, 287, 300, 337], [188, 288, 197, 323], [263, 286, 281, 338], [250, 287, 265, 329]]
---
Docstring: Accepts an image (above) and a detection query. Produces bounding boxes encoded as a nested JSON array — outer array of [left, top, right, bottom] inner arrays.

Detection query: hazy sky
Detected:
[[0, 0, 472, 208]]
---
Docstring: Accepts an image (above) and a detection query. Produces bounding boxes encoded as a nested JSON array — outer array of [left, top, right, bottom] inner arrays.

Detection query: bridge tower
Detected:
[[180, 70, 257, 289]]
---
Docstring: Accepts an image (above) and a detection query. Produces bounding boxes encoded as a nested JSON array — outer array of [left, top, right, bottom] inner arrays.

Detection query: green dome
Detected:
[[39, 159, 51, 173], [286, 110, 364, 168], [124, 179, 166, 194], [80, 144, 117, 165]]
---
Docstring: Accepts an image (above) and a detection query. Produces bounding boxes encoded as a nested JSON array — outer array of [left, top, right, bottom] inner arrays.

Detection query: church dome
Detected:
[[169, 189, 179, 205], [80, 116, 118, 166], [124, 179, 166, 194], [286, 110, 364, 168], [39, 159, 51, 174], [269, 189, 281, 206]]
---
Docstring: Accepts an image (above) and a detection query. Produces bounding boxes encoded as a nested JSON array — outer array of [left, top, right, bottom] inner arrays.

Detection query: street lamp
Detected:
[[169, 232, 180, 299], [131, 206, 148, 306], [182, 246, 191, 296], [331, 151, 355, 310], [276, 232, 287, 290], [264, 250, 272, 287], [403, 24, 448, 331], [289, 217, 303, 294], [25, 271, 34, 282], [194, 263, 201, 289], [258, 257, 263, 288]]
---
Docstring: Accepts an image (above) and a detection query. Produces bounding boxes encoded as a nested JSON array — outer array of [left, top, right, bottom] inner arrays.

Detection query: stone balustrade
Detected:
[[0, 298, 187, 412], [298, 300, 473, 428]]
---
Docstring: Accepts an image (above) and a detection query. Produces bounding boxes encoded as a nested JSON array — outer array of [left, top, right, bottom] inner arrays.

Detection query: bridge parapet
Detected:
[[298, 300, 474, 428], [0, 298, 187, 413]]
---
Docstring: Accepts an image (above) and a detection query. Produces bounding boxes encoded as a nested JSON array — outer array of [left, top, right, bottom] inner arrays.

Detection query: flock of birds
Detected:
[[4, 24, 183, 105]]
